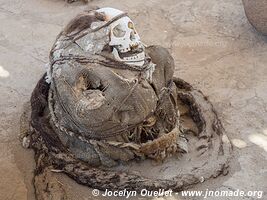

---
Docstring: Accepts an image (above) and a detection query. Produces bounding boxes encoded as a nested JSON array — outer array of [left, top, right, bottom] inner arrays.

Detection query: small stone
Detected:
[[22, 136, 31, 149], [199, 176, 205, 183]]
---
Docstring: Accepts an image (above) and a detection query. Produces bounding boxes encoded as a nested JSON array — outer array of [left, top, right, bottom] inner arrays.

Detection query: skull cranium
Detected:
[[97, 7, 145, 67]]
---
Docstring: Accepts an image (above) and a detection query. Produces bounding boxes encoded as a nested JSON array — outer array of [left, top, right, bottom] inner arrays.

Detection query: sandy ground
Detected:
[[0, 0, 266, 199]]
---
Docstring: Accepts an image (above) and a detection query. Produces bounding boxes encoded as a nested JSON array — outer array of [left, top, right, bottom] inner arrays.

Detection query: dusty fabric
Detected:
[[20, 9, 232, 199], [47, 45, 180, 166], [24, 75, 231, 197], [43, 10, 181, 166]]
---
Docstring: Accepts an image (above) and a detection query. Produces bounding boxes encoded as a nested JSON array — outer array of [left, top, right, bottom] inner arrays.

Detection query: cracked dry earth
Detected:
[[0, 0, 266, 200]]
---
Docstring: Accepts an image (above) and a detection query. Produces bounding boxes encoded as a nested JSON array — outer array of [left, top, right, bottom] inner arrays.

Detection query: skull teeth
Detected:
[[112, 44, 145, 66], [119, 42, 140, 53], [122, 54, 141, 61]]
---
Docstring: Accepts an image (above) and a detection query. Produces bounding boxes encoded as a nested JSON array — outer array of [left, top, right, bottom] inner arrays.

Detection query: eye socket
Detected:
[[128, 22, 134, 29], [112, 24, 126, 37], [128, 21, 137, 34]]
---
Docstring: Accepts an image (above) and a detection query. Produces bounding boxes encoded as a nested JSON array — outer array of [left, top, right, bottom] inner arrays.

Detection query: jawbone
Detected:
[[112, 47, 145, 67]]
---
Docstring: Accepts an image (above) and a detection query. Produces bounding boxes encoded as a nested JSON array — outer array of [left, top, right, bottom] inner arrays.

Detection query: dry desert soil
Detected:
[[0, 0, 266, 199]]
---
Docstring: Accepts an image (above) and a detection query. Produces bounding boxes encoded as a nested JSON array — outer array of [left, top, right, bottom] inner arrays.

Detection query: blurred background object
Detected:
[[243, 0, 267, 35]]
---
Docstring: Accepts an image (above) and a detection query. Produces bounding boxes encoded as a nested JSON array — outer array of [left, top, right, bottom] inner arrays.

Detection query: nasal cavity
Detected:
[[130, 31, 136, 40]]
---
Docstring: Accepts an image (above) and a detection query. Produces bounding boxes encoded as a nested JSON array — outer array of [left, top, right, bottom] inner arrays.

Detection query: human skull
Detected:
[[97, 8, 145, 67]]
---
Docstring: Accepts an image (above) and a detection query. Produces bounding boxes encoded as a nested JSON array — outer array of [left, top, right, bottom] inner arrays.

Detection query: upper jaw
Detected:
[[118, 41, 140, 53]]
